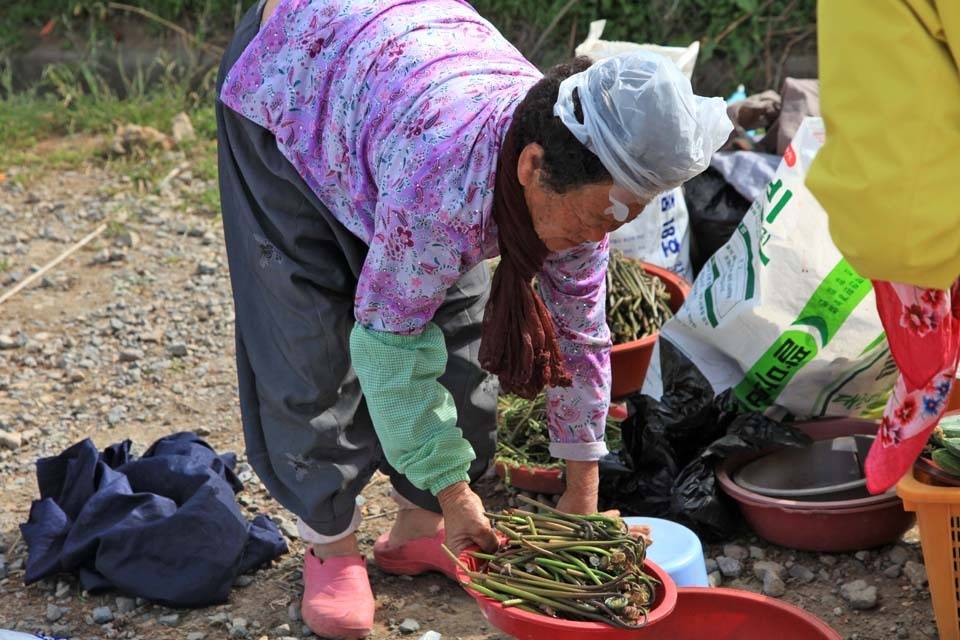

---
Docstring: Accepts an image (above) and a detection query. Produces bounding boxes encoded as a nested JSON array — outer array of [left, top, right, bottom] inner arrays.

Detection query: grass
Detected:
[[1, 50, 221, 214]]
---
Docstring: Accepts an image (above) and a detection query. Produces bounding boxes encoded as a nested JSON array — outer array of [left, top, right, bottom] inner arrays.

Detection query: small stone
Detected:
[[275, 516, 300, 540], [748, 546, 766, 560], [717, 556, 743, 578], [705, 558, 718, 573], [92, 606, 114, 624], [722, 544, 749, 561], [209, 612, 230, 626], [54, 580, 71, 599], [427, 584, 442, 595], [159, 613, 181, 626], [841, 580, 878, 610], [172, 112, 197, 145], [854, 551, 871, 563], [110, 317, 125, 332], [167, 343, 188, 358], [904, 561, 928, 588], [113, 229, 139, 249], [708, 571, 723, 587], [107, 406, 124, 426], [888, 546, 910, 565], [832, 607, 843, 616], [753, 561, 786, 582], [788, 564, 815, 583], [119, 349, 144, 363], [0, 335, 20, 350], [288, 604, 302, 622], [196, 261, 217, 276], [884, 565, 902, 579], [418, 632, 442, 640], [46, 604, 64, 622], [234, 574, 254, 588], [230, 617, 249, 638], [187, 633, 207, 640], [273, 624, 292, 635], [897, 627, 910, 639], [0, 430, 22, 449], [819, 555, 838, 567], [399, 619, 421, 634], [716, 556, 742, 578], [116, 596, 136, 614], [762, 572, 786, 598]]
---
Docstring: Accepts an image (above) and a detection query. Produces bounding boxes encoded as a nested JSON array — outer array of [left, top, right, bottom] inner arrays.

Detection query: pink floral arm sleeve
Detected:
[[538, 238, 612, 461]]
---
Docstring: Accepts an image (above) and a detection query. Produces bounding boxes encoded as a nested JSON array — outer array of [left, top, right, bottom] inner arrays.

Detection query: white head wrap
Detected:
[[554, 51, 733, 208]]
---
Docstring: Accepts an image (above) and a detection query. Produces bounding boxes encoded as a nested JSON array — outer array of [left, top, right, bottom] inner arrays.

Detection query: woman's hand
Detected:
[[437, 481, 499, 555], [556, 460, 652, 546], [556, 459, 600, 514]]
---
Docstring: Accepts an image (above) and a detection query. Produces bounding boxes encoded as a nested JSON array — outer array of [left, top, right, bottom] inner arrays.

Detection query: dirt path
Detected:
[[0, 159, 939, 640]]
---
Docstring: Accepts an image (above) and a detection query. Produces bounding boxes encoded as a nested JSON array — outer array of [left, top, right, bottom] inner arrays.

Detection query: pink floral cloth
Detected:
[[219, 0, 611, 458], [867, 280, 960, 493]]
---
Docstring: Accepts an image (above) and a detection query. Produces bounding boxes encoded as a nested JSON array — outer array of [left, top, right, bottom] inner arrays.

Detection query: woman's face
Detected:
[[518, 143, 646, 252]]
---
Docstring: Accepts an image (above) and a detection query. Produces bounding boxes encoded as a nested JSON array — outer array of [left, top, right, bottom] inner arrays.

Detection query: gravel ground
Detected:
[[0, 153, 941, 640]]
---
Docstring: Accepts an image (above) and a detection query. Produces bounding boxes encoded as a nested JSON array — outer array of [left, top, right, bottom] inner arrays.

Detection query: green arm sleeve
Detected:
[[349, 322, 475, 495]]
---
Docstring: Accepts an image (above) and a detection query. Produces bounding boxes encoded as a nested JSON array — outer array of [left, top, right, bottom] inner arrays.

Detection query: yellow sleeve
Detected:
[[806, 0, 960, 289]]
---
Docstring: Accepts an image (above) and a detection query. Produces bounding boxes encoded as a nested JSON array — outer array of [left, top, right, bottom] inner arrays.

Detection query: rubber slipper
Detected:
[[372, 529, 457, 580], [301, 552, 375, 639]]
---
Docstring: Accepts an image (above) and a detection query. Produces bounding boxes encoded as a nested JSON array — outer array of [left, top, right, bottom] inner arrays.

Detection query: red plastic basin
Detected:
[[457, 550, 678, 640], [609, 263, 691, 400], [717, 418, 915, 552], [494, 461, 565, 495], [648, 588, 841, 639]]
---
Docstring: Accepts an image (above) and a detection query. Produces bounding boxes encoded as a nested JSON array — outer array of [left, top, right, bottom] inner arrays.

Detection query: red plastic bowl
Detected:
[[609, 263, 691, 400], [717, 418, 915, 552], [649, 588, 841, 639], [494, 461, 565, 495], [457, 550, 678, 640]]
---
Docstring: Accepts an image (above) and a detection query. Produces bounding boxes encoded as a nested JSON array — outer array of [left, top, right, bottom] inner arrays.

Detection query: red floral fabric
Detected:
[[865, 280, 960, 493]]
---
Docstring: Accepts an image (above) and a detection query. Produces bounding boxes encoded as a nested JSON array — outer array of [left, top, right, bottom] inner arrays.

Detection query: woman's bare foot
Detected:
[[312, 533, 361, 559], [386, 507, 443, 547]]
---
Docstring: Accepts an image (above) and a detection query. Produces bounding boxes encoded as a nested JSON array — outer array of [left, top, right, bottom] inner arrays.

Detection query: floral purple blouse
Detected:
[[220, 0, 611, 460]]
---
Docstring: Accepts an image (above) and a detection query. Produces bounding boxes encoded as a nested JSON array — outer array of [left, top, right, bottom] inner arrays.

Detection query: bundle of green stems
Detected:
[[446, 496, 658, 629], [606, 251, 674, 344], [496, 395, 622, 471]]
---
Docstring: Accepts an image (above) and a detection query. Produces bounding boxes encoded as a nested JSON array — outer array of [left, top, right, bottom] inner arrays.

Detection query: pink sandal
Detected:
[[301, 552, 375, 639], [372, 529, 458, 580]]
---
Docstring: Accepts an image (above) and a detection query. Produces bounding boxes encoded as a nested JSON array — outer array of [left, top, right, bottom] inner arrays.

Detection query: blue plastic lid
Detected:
[[623, 516, 703, 573]]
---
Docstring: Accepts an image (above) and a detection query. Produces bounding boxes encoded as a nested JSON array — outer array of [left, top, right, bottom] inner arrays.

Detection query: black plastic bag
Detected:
[[599, 339, 811, 540], [684, 168, 751, 276]]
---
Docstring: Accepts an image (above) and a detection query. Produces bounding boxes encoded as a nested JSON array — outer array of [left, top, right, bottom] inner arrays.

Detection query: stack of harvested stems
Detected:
[[606, 250, 674, 344], [496, 394, 622, 470], [447, 496, 658, 629]]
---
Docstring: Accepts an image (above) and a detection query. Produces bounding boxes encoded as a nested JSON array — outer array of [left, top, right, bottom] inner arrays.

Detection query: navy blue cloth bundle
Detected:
[[20, 432, 287, 607]]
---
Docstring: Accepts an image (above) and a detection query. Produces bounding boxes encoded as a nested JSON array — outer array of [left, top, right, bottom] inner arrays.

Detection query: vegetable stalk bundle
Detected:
[[606, 251, 674, 344], [496, 394, 621, 469], [448, 496, 659, 629]]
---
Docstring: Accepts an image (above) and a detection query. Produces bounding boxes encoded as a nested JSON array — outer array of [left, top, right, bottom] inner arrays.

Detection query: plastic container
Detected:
[[457, 551, 678, 640], [897, 471, 960, 640], [494, 461, 565, 495], [733, 435, 873, 501], [648, 588, 841, 639], [717, 418, 915, 551], [623, 517, 708, 587], [610, 263, 691, 400]]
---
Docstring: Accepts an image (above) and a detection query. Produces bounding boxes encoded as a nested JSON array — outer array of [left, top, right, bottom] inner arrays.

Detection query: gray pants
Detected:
[[215, 2, 498, 538]]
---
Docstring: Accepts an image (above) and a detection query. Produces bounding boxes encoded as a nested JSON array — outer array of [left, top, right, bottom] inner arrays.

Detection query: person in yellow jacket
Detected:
[[808, 1, 960, 496], [807, 0, 960, 290]]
